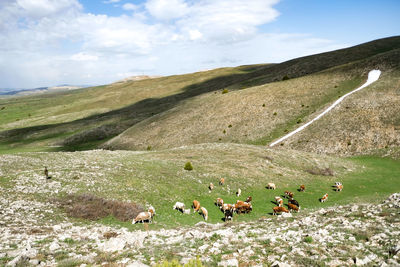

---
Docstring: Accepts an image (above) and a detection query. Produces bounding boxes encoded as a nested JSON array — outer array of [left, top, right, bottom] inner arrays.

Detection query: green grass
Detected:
[[2, 144, 397, 230]]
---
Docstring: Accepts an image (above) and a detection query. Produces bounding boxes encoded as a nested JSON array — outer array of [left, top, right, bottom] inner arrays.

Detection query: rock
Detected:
[[218, 258, 238, 267], [49, 242, 60, 252], [281, 212, 292, 218], [29, 259, 40, 265], [351, 205, 359, 212], [127, 261, 149, 267], [271, 261, 291, 267], [100, 237, 126, 252], [198, 244, 209, 253]]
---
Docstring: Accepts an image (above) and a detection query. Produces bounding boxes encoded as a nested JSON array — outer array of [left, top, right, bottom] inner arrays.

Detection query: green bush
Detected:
[[282, 75, 290, 81], [304, 236, 313, 243], [222, 89, 229, 94], [184, 162, 193, 171], [273, 112, 277, 116], [146, 145, 152, 151]]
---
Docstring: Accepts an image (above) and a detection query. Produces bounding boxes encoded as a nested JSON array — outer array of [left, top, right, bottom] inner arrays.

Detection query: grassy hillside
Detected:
[[105, 47, 400, 152], [1, 143, 399, 230], [1, 36, 399, 153]]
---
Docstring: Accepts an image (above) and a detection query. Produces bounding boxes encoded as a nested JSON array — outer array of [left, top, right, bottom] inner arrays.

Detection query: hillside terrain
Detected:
[[1, 145, 400, 266], [0, 36, 399, 155], [1, 36, 400, 266]]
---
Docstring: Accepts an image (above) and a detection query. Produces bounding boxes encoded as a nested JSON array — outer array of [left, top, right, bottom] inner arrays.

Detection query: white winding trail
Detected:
[[269, 70, 381, 147]]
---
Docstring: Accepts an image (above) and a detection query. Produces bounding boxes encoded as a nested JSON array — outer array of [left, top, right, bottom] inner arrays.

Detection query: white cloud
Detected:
[[0, 0, 348, 89], [103, 0, 120, 4], [145, 0, 189, 20], [122, 3, 138, 11], [70, 52, 99, 61]]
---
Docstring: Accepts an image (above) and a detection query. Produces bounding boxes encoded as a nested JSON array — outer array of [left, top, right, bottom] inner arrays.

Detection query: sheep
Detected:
[[132, 207, 155, 224], [267, 183, 276, 190], [219, 178, 225, 186], [288, 203, 299, 213], [272, 206, 289, 215], [275, 196, 283, 207], [320, 193, 328, 202], [334, 184, 343, 191], [148, 205, 156, 215], [199, 207, 208, 221], [245, 196, 252, 203], [236, 188, 241, 197], [234, 201, 252, 214], [289, 198, 300, 208], [299, 185, 305, 192], [222, 203, 233, 212], [215, 198, 224, 207], [192, 200, 201, 213], [209, 183, 214, 191], [284, 191, 294, 199], [224, 206, 234, 221], [173, 202, 186, 213]]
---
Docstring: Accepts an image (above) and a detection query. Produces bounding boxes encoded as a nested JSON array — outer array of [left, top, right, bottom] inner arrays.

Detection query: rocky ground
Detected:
[[1, 190, 399, 266]]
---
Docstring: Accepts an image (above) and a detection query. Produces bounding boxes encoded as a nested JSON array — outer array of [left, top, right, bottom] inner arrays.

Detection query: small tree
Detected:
[[184, 161, 193, 171]]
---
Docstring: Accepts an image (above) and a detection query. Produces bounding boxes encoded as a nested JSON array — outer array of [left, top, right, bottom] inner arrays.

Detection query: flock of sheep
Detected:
[[132, 178, 344, 224]]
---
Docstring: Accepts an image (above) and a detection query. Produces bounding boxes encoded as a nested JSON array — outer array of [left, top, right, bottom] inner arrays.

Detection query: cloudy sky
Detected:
[[0, 0, 399, 88]]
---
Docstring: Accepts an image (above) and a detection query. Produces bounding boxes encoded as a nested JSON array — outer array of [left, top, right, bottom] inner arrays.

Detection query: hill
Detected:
[[0, 36, 399, 155]]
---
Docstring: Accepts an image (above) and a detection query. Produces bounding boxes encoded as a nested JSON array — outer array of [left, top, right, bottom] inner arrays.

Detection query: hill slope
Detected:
[[105, 46, 400, 156], [0, 36, 399, 153]]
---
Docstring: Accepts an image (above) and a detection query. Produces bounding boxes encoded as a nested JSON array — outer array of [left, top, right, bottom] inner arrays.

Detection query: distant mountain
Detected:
[[0, 85, 87, 96]]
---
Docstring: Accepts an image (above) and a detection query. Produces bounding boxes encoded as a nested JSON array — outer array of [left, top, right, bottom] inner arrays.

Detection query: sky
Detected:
[[0, 0, 399, 89]]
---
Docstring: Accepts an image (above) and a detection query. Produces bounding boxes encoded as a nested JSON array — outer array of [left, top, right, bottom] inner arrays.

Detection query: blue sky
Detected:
[[0, 0, 398, 88]]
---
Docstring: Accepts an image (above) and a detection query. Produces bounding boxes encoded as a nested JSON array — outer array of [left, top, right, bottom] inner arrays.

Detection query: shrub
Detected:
[[297, 118, 302, 124], [147, 145, 152, 151], [304, 236, 313, 243], [282, 75, 290, 81], [184, 162, 193, 171], [273, 112, 277, 116], [262, 104, 266, 107], [223, 130, 226, 134], [222, 89, 229, 94], [228, 124, 232, 128]]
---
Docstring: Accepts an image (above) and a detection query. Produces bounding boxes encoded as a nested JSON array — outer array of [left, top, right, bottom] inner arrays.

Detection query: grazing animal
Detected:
[[236, 188, 241, 197], [288, 203, 299, 213], [245, 196, 252, 203], [192, 200, 201, 213], [335, 182, 342, 186], [132, 207, 155, 224], [320, 193, 328, 202], [267, 183, 276, 190], [272, 206, 289, 215], [222, 203, 233, 212], [209, 183, 214, 191], [219, 178, 225, 186], [284, 191, 294, 199], [334, 184, 343, 191], [173, 202, 186, 213], [299, 185, 305, 192], [275, 196, 283, 207], [148, 205, 156, 215], [224, 206, 234, 221], [199, 207, 208, 221], [183, 209, 191, 214], [289, 198, 300, 208], [215, 198, 224, 207], [234, 201, 252, 214]]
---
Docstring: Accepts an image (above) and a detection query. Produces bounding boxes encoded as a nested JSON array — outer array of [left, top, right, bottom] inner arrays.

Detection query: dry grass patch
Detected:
[[56, 194, 144, 221], [306, 167, 334, 176]]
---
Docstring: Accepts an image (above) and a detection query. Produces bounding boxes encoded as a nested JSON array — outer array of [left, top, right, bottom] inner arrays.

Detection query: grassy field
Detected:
[[1, 144, 399, 230]]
